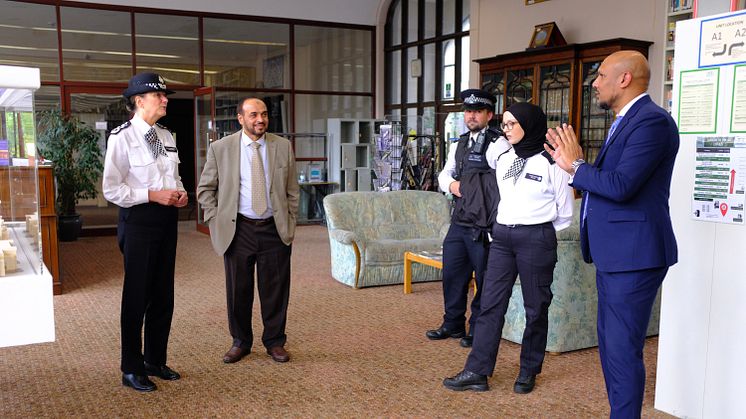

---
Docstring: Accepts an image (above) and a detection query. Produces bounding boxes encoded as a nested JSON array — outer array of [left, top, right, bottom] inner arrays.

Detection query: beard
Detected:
[[466, 120, 485, 133]]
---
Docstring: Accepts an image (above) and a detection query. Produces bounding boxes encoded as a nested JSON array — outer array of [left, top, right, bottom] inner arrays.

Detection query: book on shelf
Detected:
[[670, 0, 693, 13], [668, 22, 676, 43]]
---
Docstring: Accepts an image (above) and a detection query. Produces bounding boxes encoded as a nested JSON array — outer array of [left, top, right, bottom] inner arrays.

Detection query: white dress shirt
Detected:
[[238, 132, 273, 219], [438, 128, 511, 193], [103, 114, 185, 208], [491, 148, 574, 231]]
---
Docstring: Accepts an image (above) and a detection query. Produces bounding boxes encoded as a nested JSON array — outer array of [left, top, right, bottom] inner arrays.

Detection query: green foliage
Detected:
[[36, 109, 104, 216]]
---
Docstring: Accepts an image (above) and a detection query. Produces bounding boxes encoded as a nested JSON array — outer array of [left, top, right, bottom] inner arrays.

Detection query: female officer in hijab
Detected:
[[443, 102, 574, 395], [103, 73, 188, 392]]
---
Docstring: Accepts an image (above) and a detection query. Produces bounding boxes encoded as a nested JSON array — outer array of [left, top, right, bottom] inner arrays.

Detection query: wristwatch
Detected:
[[571, 158, 586, 174]]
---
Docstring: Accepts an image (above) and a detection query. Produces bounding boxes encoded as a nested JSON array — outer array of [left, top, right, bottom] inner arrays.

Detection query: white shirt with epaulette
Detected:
[[491, 148, 574, 231], [102, 114, 184, 208]]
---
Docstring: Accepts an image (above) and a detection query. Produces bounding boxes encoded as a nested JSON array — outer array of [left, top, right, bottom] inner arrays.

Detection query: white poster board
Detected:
[[656, 10, 746, 419]]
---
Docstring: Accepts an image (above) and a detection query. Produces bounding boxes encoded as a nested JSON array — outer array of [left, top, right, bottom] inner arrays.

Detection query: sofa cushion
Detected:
[[365, 238, 443, 264]]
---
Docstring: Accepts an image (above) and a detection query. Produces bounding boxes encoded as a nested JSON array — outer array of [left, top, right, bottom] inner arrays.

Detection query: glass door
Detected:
[[194, 87, 216, 234], [66, 87, 129, 233]]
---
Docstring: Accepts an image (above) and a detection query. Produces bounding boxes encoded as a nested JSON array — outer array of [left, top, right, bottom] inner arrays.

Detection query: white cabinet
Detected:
[[662, 1, 694, 113], [323, 118, 384, 192]]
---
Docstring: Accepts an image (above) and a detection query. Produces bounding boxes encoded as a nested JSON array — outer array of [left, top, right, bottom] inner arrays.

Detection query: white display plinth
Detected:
[[0, 224, 54, 348]]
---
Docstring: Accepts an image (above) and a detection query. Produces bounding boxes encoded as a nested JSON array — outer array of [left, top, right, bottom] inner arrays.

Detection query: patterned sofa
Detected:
[[501, 200, 661, 352], [323, 190, 450, 288]]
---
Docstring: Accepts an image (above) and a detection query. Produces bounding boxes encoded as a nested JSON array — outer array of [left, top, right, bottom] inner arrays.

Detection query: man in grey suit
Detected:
[[197, 97, 299, 364]]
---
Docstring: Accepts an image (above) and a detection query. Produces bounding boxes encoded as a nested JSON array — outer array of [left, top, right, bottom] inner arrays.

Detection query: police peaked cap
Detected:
[[123, 72, 175, 99], [460, 89, 495, 111]]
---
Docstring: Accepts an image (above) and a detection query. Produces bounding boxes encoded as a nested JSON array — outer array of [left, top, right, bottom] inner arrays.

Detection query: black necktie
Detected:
[[145, 127, 166, 160]]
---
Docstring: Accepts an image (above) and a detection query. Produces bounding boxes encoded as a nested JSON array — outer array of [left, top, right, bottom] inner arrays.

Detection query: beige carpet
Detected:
[[0, 223, 672, 418]]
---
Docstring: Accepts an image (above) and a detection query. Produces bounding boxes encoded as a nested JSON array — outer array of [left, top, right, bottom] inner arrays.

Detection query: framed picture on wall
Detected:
[[525, 0, 549, 4], [263, 56, 284, 89]]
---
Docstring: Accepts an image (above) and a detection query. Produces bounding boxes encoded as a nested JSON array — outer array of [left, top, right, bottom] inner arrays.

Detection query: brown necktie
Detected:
[[249, 141, 268, 215]]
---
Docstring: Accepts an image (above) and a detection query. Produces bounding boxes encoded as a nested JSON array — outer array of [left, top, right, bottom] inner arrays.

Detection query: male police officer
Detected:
[[426, 89, 509, 347]]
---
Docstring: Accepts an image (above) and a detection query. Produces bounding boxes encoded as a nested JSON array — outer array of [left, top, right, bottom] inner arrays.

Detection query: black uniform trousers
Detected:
[[118, 203, 178, 375], [441, 223, 489, 332], [465, 222, 557, 377], [224, 215, 291, 351]]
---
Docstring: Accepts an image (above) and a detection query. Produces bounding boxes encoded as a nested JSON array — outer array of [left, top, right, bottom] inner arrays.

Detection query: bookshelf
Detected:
[[663, 0, 695, 113]]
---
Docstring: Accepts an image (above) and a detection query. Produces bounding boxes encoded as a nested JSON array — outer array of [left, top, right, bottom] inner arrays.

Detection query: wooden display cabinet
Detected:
[[477, 38, 652, 162]]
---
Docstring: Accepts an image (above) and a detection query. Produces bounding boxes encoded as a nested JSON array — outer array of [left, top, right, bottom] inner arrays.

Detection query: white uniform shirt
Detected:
[[102, 114, 185, 208], [438, 128, 511, 194], [491, 148, 574, 231], [238, 132, 273, 219]]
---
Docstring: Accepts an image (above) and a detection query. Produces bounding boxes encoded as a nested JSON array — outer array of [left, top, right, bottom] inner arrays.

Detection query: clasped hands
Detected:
[[544, 123, 584, 174], [148, 189, 189, 207]]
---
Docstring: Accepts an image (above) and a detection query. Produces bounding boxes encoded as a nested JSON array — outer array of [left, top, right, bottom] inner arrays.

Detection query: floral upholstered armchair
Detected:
[[500, 199, 662, 352], [323, 190, 450, 288]]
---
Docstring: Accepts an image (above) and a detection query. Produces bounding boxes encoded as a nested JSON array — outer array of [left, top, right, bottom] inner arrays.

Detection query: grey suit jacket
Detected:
[[196, 131, 300, 255]]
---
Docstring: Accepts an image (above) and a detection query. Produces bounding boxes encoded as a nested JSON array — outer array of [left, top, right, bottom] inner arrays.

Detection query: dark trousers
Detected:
[[224, 216, 291, 351], [441, 223, 489, 331], [465, 222, 557, 377], [118, 203, 178, 374], [597, 267, 666, 419]]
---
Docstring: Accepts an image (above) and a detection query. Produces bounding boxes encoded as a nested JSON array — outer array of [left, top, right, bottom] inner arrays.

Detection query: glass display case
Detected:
[[477, 38, 652, 161], [0, 65, 55, 348]]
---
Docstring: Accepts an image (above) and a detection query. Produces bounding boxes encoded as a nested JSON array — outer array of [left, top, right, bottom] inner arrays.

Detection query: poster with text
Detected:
[[692, 136, 746, 224]]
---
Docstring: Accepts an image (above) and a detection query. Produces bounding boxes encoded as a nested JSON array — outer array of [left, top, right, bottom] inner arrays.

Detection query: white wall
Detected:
[[470, 0, 666, 105], [72, 0, 380, 25]]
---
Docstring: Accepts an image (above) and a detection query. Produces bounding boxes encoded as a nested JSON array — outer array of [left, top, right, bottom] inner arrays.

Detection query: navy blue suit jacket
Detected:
[[572, 95, 679, 273]]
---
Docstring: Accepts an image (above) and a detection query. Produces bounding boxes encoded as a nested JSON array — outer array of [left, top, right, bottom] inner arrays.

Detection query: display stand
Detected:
[[0, 65, 55, 348]]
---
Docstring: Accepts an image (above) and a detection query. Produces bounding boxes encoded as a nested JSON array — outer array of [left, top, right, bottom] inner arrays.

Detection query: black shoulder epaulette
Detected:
[[155, 122, 172, 132], [110, 121, 131, 135], [541, 150, 555, 164]]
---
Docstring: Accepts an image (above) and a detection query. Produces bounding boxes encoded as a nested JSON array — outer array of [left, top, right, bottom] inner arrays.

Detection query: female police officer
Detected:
[[103, 73, 188, 392]]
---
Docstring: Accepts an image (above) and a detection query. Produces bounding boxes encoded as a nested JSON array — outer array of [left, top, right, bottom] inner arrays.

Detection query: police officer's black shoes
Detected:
[[144, 362, 181, 380], [513, 374, 536, 394], [426, 326, 465, 340], [443, 369, 488, 392], [459, 331, 473, 347], [122, 373, 157, 392]]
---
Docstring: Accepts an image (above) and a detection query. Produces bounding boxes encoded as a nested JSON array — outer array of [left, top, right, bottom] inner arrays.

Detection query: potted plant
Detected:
[[36, 109, 103, 241]]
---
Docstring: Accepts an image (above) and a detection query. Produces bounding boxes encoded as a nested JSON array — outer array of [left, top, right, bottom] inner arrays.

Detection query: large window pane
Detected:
[[442, 0, 456, 35], [443, 40, 456, 100], [461, 36, 470, 92], [204, 19, 289, 89], [424, 0, 435, 39], [60, 7, 132, 83], [388, 50, 401, 105], [424, 44, 435, 102], [390, 0, 401, 46], [0, 2, 59, 82], [463, 0, 471, 31], [407, 0, 418, 42], [294, 94, 372, 133], [406, 47, 418, 104], [295, 26, 372, 93], [135, 13, 199, 86]]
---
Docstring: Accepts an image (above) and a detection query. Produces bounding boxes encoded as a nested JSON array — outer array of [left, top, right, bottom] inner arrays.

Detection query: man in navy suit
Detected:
[[545, 50, 679, 418]]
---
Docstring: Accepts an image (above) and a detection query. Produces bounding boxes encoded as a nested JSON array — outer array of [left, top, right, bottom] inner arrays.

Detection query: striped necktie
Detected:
[[249, 141, 268, 215], [605, 115, 623, 145]]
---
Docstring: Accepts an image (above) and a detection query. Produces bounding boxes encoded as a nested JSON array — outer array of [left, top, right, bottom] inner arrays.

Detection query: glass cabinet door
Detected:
[[194, 87, 216, 234], [539, 64, 571, 129], [506, 68, 534, 107], [580, 61, 613, 163], [481, 72, 505, 115]]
